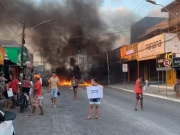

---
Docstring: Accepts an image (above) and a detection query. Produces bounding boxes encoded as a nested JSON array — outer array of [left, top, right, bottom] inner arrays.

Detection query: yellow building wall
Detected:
[[167, 69, 176, 85]]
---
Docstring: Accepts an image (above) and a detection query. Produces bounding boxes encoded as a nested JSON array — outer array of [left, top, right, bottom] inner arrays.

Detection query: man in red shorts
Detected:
[[134, 76, 145, 111], [29, 74, 44, 116]]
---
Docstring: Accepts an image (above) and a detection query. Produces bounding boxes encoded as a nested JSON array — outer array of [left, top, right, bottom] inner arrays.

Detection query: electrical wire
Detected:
[[108, 0, 146, 30], [9, 24, 22, 44], [0, 3, 22, 24], [0, 17, 17, 33], [23, 22, 178, 40]]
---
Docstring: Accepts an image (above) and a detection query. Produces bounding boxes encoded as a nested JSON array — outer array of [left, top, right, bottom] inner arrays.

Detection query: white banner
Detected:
[[87, 86, 103, 99], [7, 88, 13, 97], [138, 33, 164, 61]]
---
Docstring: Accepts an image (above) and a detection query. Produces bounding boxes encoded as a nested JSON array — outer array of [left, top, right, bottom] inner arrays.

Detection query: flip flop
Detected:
[[38, 113, 44, 115], [134, 109, 138, 111], [28, 114, 34, 116], [86, 117, 91, 120], [95, 117, 100, 119]]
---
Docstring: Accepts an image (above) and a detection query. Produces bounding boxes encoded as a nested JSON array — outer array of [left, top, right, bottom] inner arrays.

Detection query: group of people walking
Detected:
[[0, 72, 19, 110], [0, 70, 109, 120], [0, 71, 44, 116]]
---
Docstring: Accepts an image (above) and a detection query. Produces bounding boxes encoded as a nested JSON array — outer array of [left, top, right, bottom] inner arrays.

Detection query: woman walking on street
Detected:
[[71, 76, 78, 100], [174, 79, 179, 98], [87, 78, 102, 120]]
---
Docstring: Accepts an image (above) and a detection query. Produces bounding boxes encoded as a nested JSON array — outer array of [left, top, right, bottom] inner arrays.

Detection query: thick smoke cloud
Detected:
[[0, 0, 118, 68], [101, 6, 140, 49]]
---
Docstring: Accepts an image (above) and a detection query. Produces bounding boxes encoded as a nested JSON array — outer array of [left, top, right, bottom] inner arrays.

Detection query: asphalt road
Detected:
[[11, 86, 180, 135]]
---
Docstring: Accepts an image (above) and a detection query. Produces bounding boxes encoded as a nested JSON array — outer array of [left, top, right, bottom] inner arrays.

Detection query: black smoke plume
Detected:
[[0, 0, 117, 67]]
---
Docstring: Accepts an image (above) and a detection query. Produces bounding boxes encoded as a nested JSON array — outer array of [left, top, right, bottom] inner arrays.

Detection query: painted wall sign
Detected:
[[156, 52, 173, 71], [138, 33, 164, 61]]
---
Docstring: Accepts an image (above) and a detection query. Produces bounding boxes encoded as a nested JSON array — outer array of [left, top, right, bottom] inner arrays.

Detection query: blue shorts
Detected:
[[51, 89, 58, 98], [89, 98, 100, 105]]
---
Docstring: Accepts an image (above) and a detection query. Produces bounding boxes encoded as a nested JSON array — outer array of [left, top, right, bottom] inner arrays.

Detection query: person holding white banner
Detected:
[[87, 78, 102, 120]]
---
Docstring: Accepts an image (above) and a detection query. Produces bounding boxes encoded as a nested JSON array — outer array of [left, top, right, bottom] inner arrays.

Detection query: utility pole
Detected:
[[22, 22, 25, 68]]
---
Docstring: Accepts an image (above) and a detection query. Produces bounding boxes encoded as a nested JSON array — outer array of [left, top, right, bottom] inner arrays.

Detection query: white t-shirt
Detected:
[[40, 78, 42, 85], [29, 81, 34, 95]]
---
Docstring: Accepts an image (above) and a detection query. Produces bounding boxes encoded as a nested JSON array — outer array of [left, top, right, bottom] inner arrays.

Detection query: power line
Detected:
[[0, 17, 17, 33], [10, 24, 22, 44], [0, 2, 22, 24], [109, 0, 146, 30], [23, 22, 177, 40]]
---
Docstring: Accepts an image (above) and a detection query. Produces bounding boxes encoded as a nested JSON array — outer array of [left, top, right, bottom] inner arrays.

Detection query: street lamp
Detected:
[[146, 0, 177, 18], [21, 19, 55, 67], [26, 19, 56, 31], [102, 50, 110, 85]]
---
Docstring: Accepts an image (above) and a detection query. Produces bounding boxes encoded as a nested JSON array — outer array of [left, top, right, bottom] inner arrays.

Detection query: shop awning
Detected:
[[4, 47, 21, 66]]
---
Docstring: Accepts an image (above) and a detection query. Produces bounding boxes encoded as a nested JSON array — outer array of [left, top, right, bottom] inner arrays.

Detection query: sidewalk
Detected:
[[108, 83, 180, 102]]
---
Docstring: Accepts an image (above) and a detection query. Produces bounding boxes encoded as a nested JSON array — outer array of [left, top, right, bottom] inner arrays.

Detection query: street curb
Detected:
[[108, 86, 180, 103]]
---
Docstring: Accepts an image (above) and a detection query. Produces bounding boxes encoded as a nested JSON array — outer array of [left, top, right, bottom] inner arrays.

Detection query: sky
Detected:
[[103, 0, 173, 17]]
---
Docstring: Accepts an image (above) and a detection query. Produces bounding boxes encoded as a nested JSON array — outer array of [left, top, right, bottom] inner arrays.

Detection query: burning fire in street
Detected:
[[48, 76, 91, 86], [59, 80, 91, 86]]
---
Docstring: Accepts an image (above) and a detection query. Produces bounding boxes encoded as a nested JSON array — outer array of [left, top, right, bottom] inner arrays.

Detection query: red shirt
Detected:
[[134, 79, 143, 94], [23, 80, 30, 87], [9, 79, 19, 93], [34, 80, 42, 96]]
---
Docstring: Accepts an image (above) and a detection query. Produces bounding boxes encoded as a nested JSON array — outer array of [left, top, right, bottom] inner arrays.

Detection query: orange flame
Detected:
[[59, 80, 91, 86], [48, 77, 91, 86]]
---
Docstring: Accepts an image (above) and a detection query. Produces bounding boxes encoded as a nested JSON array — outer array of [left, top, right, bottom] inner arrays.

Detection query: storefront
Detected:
[[120, 43, 138, 82], [3, 47, 22, 79], [0, 46, 5, 71], [137, 33, 180, 84], [172, 57, 180, 79]]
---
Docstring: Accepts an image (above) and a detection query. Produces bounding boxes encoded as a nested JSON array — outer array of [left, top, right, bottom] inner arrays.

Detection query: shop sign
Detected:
[[156, 52, 173, 71], [126, 49, 134, 55], [138, 33, 164, 61], [120, 45, 127, 59], [172, 57, 180, 67], [122, 64, 128, 72], [0, 46, 4, 65]]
